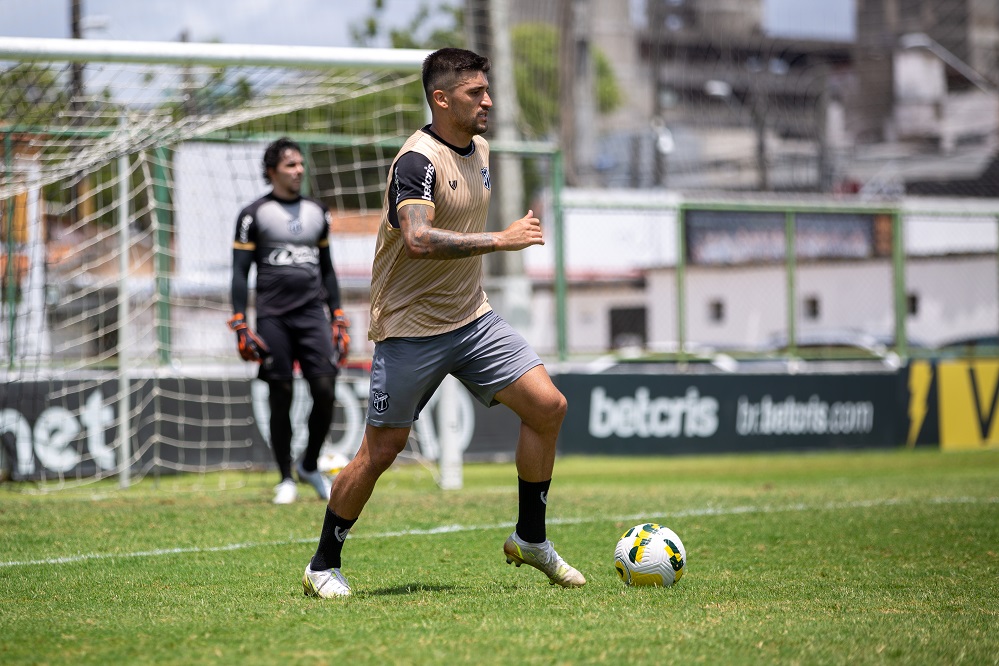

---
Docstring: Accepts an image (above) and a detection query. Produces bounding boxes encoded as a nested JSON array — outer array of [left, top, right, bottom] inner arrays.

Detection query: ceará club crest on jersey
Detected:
[[481, 167, 490, 190], [371, 390, 390, 414]]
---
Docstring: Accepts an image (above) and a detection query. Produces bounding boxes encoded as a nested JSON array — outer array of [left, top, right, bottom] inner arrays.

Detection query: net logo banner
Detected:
[[557, 373, 904, 455], [0, 375, 523, 480]]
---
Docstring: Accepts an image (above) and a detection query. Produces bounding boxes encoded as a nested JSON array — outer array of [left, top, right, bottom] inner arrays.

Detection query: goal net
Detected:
[[0, 37, 449, 489]]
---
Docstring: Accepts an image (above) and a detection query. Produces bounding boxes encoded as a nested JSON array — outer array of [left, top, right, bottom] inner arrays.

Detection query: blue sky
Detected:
[[1, 0, 855, 46], [765, 0, 854, 41], [0, 0, 414, 46]]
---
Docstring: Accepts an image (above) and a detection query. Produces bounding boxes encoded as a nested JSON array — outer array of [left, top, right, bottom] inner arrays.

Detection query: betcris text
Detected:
[[588, 386, 719, 439]]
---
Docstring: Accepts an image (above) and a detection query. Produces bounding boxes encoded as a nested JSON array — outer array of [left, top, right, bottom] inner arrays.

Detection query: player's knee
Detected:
[[308, 375, 336, 405], [363, 445, 402, 475], [547, 390, 568, 428], [268, 380, 294, 411], [364, 429, 409, 472], [526, 388, 567, 434]]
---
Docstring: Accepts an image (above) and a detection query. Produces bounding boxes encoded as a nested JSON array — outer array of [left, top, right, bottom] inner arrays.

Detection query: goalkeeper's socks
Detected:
[[311, 507, 357, 570], [515, 477, 551, 544]]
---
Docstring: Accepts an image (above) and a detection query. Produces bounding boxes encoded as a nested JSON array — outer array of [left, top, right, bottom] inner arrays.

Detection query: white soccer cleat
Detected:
[[272, 478, 298, 505], [303, 564, 351, 598], [503, 531, 586, 588], [296, 462, 332, 500]]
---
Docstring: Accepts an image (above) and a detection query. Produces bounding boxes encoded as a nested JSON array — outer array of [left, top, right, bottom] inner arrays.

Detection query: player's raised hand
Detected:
[[498, 209, 544, 251]]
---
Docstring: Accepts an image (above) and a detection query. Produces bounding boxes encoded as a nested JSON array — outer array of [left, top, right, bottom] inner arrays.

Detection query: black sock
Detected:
[[302, 376, 335, 473], [311, 507, 357, 570], [516, 477, 551, 544], [268, 380, 294, 480]]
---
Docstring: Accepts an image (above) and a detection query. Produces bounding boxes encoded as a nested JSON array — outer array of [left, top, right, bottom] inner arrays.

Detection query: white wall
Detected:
[[644, 256, 996, 351], [174, 141, 266, 289], [907, 256, 998, 346]]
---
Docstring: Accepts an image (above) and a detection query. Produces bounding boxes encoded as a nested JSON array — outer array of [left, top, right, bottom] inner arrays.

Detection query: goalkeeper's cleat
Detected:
[[503, 531, 586, 588], [303, 564, 351, 598], [272, 478, 298, 505], [296, 462, 332, 501]]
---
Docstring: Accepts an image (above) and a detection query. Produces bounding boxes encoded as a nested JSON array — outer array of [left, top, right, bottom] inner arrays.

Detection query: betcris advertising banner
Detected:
[[556, 372, 905, 454], [11, 361, 990, 478]]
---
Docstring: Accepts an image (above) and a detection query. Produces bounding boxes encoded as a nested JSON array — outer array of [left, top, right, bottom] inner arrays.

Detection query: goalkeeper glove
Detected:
[[331, 308, 351, 368], [227, 313, 270, 363]]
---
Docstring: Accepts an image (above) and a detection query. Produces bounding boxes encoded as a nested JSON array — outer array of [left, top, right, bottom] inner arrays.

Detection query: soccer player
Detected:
[[302, 48, 585, 597], [229, 137, 351, 505]]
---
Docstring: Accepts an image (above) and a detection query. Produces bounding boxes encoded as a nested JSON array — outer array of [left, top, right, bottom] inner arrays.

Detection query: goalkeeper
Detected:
[[230, 137, 350, 505]]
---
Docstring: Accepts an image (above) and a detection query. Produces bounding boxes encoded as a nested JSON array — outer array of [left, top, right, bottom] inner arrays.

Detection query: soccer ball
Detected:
[[318, 451, 350, 475], [614, 523, 686, 587]]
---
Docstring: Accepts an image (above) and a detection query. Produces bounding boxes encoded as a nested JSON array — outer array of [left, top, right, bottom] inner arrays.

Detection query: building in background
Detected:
[[494, 0, 999, 196]]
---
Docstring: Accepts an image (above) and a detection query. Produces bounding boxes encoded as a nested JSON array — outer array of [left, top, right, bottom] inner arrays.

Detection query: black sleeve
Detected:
[[231, 249, 254, 315], [387, 151, 435, 228], [319, 245, 341, 313], [234, 206, 257, 246]]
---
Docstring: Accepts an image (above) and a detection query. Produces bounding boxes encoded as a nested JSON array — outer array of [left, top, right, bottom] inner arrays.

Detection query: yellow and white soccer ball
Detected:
[[614, 523, 686, 587], [317, 452, 350, 476]]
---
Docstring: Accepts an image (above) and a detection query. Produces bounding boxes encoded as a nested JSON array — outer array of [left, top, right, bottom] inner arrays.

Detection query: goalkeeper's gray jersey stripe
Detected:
[[368, 130, 492, 341]]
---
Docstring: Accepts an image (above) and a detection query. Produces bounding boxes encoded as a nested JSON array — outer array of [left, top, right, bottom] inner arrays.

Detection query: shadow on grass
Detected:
[[367, 583, 456, 596]]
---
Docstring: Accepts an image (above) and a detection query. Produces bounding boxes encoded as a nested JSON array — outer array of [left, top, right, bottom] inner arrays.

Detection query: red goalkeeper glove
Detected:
[[227, 313, 270, 363], [331, 308, 351, 368]]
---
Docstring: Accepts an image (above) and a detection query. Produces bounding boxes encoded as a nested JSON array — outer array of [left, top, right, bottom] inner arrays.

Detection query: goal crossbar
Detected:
[[0, 36, 429, 70]]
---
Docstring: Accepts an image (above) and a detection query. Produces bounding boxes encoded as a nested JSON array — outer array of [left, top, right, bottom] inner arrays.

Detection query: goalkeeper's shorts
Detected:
[[256, 301, 338, 381]]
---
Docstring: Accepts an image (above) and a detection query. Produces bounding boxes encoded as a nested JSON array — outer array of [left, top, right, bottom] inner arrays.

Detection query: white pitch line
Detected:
[[2, 495, 995, 569]]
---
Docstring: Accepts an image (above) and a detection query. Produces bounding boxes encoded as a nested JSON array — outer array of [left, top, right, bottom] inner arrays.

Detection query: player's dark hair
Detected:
[[262, 137, 302, 184], [422, 47, 491, 105]]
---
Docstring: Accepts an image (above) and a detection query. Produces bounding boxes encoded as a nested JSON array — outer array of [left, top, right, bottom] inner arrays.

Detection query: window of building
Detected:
[[610, 307, 647, 349], [804, 295, 821, 320], [708, 299, 725, 323], [907, 292, 919, 316]]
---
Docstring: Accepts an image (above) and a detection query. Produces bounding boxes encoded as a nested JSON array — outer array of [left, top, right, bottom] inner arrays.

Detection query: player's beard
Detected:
[[276, 173, 302, 197], [458, 110, 488, 137]]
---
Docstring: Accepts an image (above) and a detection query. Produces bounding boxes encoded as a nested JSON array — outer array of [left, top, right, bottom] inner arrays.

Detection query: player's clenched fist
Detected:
[[500, 209, 544, 251]]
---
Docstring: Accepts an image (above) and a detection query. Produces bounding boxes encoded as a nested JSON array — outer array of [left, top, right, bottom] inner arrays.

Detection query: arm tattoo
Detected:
[[404, 205, 495, 259]]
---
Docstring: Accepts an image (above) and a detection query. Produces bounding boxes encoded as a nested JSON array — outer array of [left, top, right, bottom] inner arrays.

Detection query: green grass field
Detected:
[[2, 449, 997, 665]]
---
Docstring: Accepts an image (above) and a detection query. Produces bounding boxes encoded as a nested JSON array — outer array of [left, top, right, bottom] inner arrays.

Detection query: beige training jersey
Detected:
[[368, 129, 493, 341]]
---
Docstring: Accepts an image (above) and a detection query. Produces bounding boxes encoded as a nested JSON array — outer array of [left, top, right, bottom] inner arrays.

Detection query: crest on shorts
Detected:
[[481, 167, 490, 190], [371, 390, 390, 414], [448, 179, 458, 190]]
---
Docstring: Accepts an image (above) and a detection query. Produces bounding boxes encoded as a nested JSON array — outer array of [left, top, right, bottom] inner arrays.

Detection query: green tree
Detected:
[[351, 1, 465, 50], [512, 22, 622, 139], [0, 63, 72, 130], [348, 4, 622, 140]]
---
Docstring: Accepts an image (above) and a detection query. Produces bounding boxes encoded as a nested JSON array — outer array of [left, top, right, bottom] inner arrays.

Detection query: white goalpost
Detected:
[[0, 36, 479, 490]]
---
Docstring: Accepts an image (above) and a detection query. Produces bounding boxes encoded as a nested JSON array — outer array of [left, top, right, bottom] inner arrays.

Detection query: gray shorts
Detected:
[[367, 310, 542, 427]]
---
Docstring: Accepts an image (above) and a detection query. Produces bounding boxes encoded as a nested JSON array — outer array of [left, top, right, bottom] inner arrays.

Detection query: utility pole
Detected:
[[465, 0, 532, 330], [559, 0, 597, 186], [179, 29, 197, 116], [70, 0, 91, 227], [750, 93, 769, 192], [70, 0, 84, 106], [648, 0, 666, 187], [557, 0, 577, 186]]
